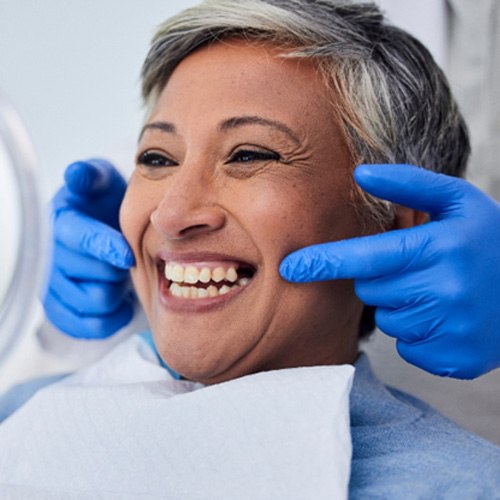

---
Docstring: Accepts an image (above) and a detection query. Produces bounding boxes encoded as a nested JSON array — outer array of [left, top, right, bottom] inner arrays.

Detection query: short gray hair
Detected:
[[141, 0, 470, 227]]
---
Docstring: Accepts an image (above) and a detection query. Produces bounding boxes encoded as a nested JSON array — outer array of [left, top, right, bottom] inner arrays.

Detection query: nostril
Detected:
[[179, 224, 214, 238], [151, 200, 226, 240]]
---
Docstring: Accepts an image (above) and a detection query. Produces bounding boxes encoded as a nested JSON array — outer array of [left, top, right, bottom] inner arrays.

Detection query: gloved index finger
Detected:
[[55, 209, 134, 269], [280, 225, 429, 282], [355, 164, 471, 219]]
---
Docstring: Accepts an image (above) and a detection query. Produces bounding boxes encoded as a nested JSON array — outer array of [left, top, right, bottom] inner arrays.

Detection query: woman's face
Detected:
[[120, 40, 368, 384]]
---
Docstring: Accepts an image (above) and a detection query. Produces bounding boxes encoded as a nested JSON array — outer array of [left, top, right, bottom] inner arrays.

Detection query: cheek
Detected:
[[120, 177, 159, 312], [120, 178, 153, 274], [232, 175, 360, 258], [119, 175, 155, 251]]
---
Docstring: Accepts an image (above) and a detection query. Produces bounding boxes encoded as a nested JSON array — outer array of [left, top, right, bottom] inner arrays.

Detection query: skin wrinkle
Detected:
[[139, 116, 315, 183], [121, 40, 385, 385]]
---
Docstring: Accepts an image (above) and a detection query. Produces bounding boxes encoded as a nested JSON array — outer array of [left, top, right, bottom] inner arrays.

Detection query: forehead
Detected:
[[147, 40, 337, 132]]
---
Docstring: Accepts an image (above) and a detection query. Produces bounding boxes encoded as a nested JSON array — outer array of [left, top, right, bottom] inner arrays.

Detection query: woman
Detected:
[[122, 0, 463, 385], [1, 0, 499, 497]]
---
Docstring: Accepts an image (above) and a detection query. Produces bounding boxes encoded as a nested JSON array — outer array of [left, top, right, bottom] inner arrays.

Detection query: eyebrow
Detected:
[[219, 116, 300, 144], [138, 121, 176, 141], [138, 115, 301, 144]]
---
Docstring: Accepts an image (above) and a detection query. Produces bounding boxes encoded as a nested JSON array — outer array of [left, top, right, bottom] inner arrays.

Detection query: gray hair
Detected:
[[141, 0, 470, 228]]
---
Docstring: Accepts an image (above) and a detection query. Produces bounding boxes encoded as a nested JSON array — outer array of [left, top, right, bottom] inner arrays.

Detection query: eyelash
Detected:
[[227, 148, 281, 164], [137, 148, 281, 169], [137, 151, 177, 168]]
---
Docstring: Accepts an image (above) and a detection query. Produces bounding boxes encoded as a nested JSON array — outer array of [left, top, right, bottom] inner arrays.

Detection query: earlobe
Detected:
[[392, 204, 429, 229]]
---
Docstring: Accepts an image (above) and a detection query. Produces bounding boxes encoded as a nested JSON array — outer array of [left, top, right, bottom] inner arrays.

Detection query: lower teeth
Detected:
[[169, 279, 249, 299]]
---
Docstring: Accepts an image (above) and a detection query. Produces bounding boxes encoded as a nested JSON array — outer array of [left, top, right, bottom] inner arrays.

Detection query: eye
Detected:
[[227, 148, 281, 164], [137, 150, 177, 168]]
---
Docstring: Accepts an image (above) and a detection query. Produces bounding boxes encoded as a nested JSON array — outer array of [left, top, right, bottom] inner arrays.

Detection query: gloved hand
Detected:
[[280, 164, 500, 379], [43, 159, 135, 339]]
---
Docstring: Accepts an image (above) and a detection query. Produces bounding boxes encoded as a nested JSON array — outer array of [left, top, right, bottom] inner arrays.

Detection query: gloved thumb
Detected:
[[54, 158, 127, 230], [64, 158, 127, 199]]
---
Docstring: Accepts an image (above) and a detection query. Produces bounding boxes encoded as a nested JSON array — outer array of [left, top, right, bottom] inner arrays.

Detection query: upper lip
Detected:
[[155, 250, 257, 269]]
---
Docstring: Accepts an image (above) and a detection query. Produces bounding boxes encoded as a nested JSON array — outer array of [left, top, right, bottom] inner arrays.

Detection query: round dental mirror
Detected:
[[0, 92, 46, 366]]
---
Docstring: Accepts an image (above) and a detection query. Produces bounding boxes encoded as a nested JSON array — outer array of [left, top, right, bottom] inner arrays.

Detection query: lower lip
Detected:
[[157, 275, 254, 313]]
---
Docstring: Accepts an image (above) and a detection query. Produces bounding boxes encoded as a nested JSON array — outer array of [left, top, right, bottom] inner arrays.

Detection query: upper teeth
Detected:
[[165, 263, 239, 285]]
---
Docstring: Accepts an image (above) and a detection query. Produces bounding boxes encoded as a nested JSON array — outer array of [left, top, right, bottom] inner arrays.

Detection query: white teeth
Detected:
[[226, 267, 238, 283], [165, 261, 253, 297], [212, 267, 225, 283], [199, 267, 211, 283], [165, 263, 243, 285], [168, 282, 244, 300], [184, 266, 199, 284], [172, 264, 185, 283], [165, 265, 172, 280]]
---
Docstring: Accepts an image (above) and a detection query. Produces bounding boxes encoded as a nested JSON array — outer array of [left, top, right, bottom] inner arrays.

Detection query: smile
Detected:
[[156, 254, 257, 309], [165, 262, 252, 299]]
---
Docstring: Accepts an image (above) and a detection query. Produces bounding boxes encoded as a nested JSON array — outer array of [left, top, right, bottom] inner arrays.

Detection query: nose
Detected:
[[150, 166, 226, 240]]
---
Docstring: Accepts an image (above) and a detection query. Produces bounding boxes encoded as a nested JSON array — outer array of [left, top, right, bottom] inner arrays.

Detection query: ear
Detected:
[[391, 204, 428, 229]]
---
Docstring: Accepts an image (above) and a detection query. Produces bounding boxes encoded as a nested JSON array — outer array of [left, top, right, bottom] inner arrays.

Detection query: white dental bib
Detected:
[[0, 335, 354, 499]]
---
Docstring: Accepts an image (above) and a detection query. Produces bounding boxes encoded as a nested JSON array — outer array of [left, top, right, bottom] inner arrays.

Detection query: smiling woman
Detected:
[[121, 40, 363, 384], [0, 0, 499, 498]]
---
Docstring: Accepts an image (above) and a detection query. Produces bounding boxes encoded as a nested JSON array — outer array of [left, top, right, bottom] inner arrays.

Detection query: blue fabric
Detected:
[[349, 355, 500, 498], [1, 351, 499, 498]]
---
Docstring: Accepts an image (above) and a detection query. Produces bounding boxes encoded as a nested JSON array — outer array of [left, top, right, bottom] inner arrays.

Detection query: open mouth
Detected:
[[159, 260, 256, 300]]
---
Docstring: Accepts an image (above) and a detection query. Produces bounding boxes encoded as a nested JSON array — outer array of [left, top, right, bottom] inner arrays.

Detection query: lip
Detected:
[[156, 250, 256, 266], [155, 251, 257, 313]]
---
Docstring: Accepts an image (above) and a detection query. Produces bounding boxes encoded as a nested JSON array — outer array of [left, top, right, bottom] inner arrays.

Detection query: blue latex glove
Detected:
[[43, 159, 135, 339], [280, 164, 500, 379]]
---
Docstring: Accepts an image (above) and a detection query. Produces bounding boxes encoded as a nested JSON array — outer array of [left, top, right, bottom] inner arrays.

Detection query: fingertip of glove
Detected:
[[354, 164, 398, 184], [107, 243, 135, 270], [64, 161, 100, 194], [279, 259, 293, 282], [279, 256, 300, 283], [64, 159, 114, 195], [121, 248, 136, 269], [354, 164, 372, 178]]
